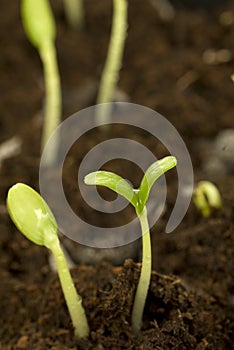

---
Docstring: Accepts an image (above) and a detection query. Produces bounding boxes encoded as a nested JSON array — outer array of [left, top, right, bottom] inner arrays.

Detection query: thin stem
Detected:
[[49, 238, 89, 339], [131, 206, 151, 334], [96, 0, 127, 124], [63, 0, 84, 30], [39, 40, 61, 165]]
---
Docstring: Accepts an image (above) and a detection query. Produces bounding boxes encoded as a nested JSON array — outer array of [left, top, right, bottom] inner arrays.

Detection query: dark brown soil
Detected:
[[0, 0, 234, 349], [1, 259, 232, 349]]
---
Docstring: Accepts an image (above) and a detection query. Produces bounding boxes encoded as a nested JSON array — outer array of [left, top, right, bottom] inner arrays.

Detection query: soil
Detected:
[[0, 0, 234, 349]]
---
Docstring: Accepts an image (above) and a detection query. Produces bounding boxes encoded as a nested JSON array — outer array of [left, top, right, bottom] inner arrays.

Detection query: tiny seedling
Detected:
[[84, 156, 177, 334], [7, 183, 89, 339], [193, 180, 222, 217], [96, 0, 128, 124], [21, 0, 62, 165], [63, 0, 84, 31]]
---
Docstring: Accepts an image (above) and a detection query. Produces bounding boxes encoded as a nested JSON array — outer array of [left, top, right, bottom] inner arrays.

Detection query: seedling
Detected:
[[96, 0, 128, 124], [21, 0, 62, 165], [63, 0, 84, 31], [193, 181, 222, 217], [7, 183, 89, 339], [84, 156, 177, 334]]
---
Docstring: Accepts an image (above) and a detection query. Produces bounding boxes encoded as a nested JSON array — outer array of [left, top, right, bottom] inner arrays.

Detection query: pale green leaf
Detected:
[[21, 0, 56, 49], [139, 156, 177, 210], [84, 171, 138, 208], [7, 183, 57, 247]]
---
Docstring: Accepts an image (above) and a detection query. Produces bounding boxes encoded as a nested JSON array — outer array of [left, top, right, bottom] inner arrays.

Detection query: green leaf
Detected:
[[7, 183, 58, 247], [139, 156, 177, 210], [84, 171, 138, 208], [21, 0, 56, 49]]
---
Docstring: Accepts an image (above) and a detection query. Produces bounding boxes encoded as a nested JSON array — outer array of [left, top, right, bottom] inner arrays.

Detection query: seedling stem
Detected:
[[49, 237, 89, 338], [7, 183, 89, 339], [96, 0, 128, 124], [131, 206, 151, 334], [63, 0, 84, 30], [84, 156, 177, 334], [21, 0, 62, 165], [39, 41, 61, 162]]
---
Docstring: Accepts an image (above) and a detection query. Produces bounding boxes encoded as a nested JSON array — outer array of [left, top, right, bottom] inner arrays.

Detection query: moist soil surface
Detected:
[[0, 0, 234, 349]]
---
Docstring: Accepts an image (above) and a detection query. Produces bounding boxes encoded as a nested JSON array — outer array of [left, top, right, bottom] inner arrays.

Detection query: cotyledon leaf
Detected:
[[138, 156, 177, 211], [7, 183, 57, 247], [84, 171, 139, 209]]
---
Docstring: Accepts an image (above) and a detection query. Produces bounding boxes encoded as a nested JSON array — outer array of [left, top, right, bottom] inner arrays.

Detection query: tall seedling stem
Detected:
[[96, 0, 128, 125], [21, 0, 62, 165]]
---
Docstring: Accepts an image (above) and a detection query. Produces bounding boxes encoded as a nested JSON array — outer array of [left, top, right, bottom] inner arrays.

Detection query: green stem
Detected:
[[49, 238, 89, 338], [63, 0, 84, 30], [131, 206, 151, 334], [39, 40, 61, 165], [96, 0, 127, 124]]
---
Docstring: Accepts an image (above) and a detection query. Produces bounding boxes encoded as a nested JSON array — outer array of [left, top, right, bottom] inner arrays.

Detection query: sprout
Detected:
[[84, 156, 177, 334], [63, 0, 84, 31], [21, 0, 62, 165], [193, 181, 222, 217], [7, 183, 89, 339], [96, 0, 128, 125]]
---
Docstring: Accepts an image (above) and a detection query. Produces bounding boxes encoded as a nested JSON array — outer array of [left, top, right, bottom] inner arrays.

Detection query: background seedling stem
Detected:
[[63, 0, 84, 30], [96, 0, 128, 125], [39, 41, 61, 160], [21, 0, 62, 165]]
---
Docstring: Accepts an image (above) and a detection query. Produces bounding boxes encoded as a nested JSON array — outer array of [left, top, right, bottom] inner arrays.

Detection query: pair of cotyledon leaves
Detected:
[[7, 156, 176, 248]]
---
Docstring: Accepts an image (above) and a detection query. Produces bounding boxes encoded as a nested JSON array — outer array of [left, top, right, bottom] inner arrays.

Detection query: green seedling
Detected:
[[84, 156, 177, 334], [21, 0, 62, 165], [96, 0, 128, 124], [63, 0, 84, 30], [7, 183, 89, 339], [193, 181, 222, 217]]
